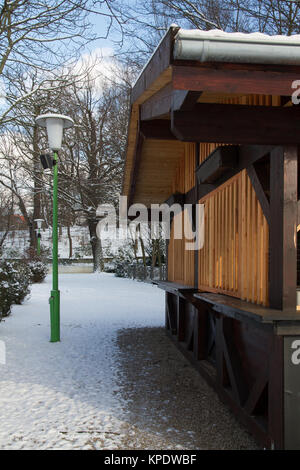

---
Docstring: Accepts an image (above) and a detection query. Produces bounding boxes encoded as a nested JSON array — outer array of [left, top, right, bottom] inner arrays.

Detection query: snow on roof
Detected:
[[175, 28, 300, 45], [133, 25, 300, 93], [174, 28, 300, 65]]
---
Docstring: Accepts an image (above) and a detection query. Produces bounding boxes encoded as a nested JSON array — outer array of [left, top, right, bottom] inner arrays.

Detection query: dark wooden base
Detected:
[[164, 288, 285, 449]]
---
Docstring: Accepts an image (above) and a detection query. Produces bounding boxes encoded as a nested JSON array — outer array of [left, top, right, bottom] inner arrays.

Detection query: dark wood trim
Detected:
[[215, 315, 225, 387], [268, 335, 284, 449], [185, 186, 197, 205], [140, 120, 176, 140], [198, 183, 217, 199], [162, 144, 274, 222], [155, 280, 196, 294], [171, 103, 300, 145], [163, 291, 292, 448], [239, 145, 274, 169], [141, 87, 202, 121], [195, 146, 273, 202], [194, 143, 199, 289], [196, 145, 239, 184], [166, 292, 177, 335], [172, 90, 202, 111], [173, 60, 300, 75], [172, 64, 300, 96], [244, 363, 269, 415], [247, 164, 271, 225], [222, 318, 249, 406], [140, 83, 173, 121], [269, 146, 298, 311], [193, 291, 300, 324], [167, 328, 271, 448], [177, 296, 185, 342], [164, 192, 185, 208], [131, 26, 179, 105], [194, 304, 207, 360], [185, 311, 195, 351]]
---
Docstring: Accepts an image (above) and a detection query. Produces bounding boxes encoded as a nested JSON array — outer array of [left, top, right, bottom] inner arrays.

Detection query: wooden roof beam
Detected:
[[172, 90, 202, 111], [171, 102, 300, 145], [140, 83, 172, 121], [195, 146, 239, 184], [140, 120, 177, 140], [131, 26, 179, 105], [173, 63, 300, 96], [141, 85, 202, 121]]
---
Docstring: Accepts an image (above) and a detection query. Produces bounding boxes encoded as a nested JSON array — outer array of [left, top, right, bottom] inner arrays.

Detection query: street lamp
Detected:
[[34, 218, 44, 256], [36, 113, 74, 342]]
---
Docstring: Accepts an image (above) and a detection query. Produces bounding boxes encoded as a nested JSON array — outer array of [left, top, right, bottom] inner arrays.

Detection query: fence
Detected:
[[119, 262, 167, 282]]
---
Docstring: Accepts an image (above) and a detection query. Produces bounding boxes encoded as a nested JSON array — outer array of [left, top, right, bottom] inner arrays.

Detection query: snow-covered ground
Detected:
[[0, 273, 164, 450]]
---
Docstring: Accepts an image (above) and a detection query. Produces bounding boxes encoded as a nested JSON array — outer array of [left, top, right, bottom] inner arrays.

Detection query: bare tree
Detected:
[[0, 131, 37, 250], [231, 0, 300, 35], [0, 67, 77, 248], [115, 0, 300, 67], [0, 185, 14, 253], [0, 0, 124, 127], [55, 71, 130, 271]]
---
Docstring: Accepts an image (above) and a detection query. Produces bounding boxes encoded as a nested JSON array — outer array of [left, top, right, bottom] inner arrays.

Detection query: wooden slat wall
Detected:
[[168, 143, 195, 286], [198, 170, 269, 306], [168, 94, 276, 300], [222, 94, 281, 106], [168, 210, 195, 286], [172, 143, 196, 193], [199, 143, 219, 164], [134, 139, 186, 205]]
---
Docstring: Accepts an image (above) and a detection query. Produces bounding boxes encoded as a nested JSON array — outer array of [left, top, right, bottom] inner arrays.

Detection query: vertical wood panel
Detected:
[[168, 211, 195, 286], [197, 171, 269, 306]]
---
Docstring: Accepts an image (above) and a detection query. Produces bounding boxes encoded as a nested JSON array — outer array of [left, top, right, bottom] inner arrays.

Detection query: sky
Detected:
[[86, 10, 117, 53], [84, 3, 134, 56]]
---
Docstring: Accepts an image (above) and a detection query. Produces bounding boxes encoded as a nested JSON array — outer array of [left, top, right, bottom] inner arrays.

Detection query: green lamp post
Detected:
[[34, 219, 43, 256], [35, 114, 74, 342]]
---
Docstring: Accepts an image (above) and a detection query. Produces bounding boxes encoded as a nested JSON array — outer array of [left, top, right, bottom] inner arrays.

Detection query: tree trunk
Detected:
[[67, 225, 73, 259], [32, 117, 42, 250], [0, 225, 9, 255], [88, 219, 104, 272], [17, 195, 35, 250], [0, 201, 13, 254], [157, 240, 162, 280], [28, 221, 36, 251]]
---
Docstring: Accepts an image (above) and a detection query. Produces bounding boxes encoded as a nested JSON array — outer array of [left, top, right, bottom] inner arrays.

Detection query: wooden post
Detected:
[[215, 315, 225, 387], [193, 303, 208, 360], [269, 146, 297, 311], [284, 335, 300, 449], [194, 143, 199, 289], [177, 296, 185, 342], [268, 335, 284, 449]]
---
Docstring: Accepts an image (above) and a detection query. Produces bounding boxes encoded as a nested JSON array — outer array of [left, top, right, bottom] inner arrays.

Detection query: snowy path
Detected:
[[0, 274, 164, 450]]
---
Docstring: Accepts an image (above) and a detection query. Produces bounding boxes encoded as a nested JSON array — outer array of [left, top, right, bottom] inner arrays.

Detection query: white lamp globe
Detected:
[[34, 218, 44, 229], [35, 114, 74, 151]]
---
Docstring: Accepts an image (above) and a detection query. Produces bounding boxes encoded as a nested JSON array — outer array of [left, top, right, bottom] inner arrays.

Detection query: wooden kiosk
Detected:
[[122, 26, 300, 449]]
